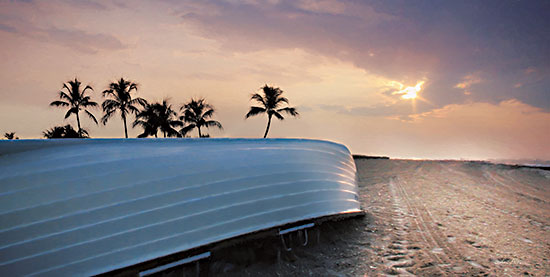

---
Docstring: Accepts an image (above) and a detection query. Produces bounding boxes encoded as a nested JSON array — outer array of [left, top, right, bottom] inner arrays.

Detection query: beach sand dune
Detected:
[[168, 159, 550, 276]]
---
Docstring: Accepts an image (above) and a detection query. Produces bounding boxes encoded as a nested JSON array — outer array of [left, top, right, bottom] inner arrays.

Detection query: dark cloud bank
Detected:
[[171, 0, 550, 114]]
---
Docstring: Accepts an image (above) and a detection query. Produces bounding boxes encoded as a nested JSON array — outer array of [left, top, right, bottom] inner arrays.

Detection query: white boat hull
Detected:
[[0, 138, 361, 276]]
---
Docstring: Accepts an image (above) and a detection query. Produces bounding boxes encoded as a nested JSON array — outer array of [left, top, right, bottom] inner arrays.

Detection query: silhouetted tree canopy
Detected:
[[4, 132, 18, 140], [43, 125, 88, 139], [50, 78, 98, 137], [180, 98, 222, 138], [102, 78, 147, 138], [133, 99, 182, 138], [246, 85, 298, 138]]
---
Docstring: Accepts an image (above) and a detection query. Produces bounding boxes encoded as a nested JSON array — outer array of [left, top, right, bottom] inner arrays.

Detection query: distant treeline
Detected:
[[466, 160, 550, 171], [352, 155, 390, 160], [3, 78, 299, 139], [504, 164, 550, 171]]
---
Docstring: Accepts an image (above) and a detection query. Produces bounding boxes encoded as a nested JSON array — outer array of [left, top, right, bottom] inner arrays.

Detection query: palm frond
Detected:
[[82, 85, 94, 94], [64, 107, 78, 119], [132, 119, 148, 128], [62, 83, 72, 94], [137, 132, 149, 138], [130, 97, 148, 108], [81, 99, 98, 108], [272, 111, 284, 120], [102, 99, 120, 111], [202, 108, 215, 119], [245, 106, 266, 118], [169, 119, 184, 127], [277, 107, 299, 117], [204, 120, 223, 129], [85, 110, 98, 125], [108, 83, 118, 91], [101, 109, 116, 125], [128, 83, 138, 92], [128, 105, 140, 114], [275, 97, 289, 105], [50, 100, 69, 107], [181, 124, 196, 134], [58, 91, 73, 102], [102, 89, 116, 97], [250, 93, 266, 106], [202, 102, 214, 111]]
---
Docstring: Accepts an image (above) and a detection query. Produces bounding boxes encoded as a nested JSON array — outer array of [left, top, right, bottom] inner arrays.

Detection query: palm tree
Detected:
[[180, 98, 222, 138], [133, 100, 182, 138], [50, 78, 98, 137], [155, 100, 184, 138], [4, 132, 18, 139], [245, 85, 299, 138], [43, 125, 88, 139], [102, 78, 147, 138], [133, 103, 159, 138]]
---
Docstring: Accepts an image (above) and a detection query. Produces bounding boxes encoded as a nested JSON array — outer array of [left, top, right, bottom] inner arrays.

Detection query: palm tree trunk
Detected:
[[198, 126, 202, 138], [263, 114, 272, 138], [76, 111, 82, 137], [122, 115, 128, 138]]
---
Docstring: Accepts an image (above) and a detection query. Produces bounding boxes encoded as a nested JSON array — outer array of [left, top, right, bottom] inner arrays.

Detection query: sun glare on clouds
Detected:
[[391, 81, 424, 100]]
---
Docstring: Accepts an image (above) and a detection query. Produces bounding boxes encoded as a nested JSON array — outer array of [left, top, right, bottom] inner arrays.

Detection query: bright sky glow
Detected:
[[394, 81, 424, 100], [0, 0, 549, 161]]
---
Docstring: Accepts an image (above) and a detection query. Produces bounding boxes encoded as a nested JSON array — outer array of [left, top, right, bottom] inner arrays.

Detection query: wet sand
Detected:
[[171, 159, 550, 276]]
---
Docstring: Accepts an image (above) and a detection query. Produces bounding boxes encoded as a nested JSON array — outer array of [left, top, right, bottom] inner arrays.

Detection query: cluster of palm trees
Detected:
[[46, 78, 226, 139], [3, 78, 300, 140], [43, 125, 85, 139]]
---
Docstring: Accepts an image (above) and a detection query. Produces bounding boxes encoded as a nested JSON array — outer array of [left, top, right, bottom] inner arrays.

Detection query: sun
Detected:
[[401, 88, 418, 99], [398, 81, 424, 100]]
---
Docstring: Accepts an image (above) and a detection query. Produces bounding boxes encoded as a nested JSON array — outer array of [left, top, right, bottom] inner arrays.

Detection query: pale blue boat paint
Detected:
[[0, 138, 362, 276]]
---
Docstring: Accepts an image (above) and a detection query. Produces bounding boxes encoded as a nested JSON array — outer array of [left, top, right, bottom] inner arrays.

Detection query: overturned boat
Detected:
[[0, 138, 363, 276]]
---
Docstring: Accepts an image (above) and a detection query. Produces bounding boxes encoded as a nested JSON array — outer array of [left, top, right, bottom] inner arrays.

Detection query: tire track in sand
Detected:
[[389, 176, 482, 275], [379, 177, 435, 275]]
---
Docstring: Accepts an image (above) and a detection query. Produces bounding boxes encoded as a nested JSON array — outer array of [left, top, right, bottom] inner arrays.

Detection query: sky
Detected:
[[0, 0, 549, 160]]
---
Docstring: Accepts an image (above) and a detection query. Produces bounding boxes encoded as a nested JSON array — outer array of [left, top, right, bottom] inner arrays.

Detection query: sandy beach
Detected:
[[185, 158, 550, 276]]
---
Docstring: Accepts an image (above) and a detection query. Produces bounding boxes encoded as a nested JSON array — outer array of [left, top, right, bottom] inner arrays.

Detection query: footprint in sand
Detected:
[[520, 238, 533, 243], [491, 257, 511, 264]]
